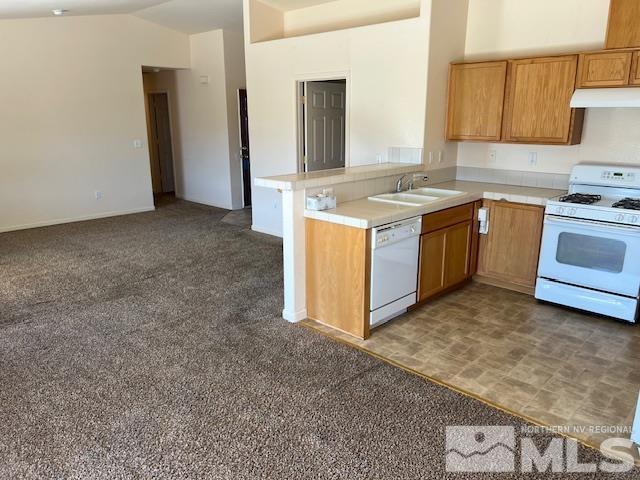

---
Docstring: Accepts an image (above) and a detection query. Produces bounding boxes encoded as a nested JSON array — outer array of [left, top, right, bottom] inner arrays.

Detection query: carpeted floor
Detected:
[[1, 200, 638, 479]]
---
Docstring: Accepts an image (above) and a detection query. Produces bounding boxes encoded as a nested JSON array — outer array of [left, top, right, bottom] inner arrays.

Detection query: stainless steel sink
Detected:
[[369, 192, 439, 206]]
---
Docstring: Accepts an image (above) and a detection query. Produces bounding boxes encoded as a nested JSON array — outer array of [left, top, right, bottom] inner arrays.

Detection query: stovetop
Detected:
[[545, 164, 640, 226], [612, 198, 640, 211], [547, 192, 640, 226], [559, 193, 602, 205]]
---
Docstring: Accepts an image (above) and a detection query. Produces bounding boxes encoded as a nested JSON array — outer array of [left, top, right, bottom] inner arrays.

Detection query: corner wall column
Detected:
[[281, 188, 307, 322]]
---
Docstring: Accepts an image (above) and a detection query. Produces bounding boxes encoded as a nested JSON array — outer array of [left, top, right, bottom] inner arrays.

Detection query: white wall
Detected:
[[458, 0, 640, 174], [172, 29, 246, 210], [244, 0, 431, 236], [249, 0, 284, 43], [283, 0, 421, 38], [424, 0, 468, 172], [465, 0, 609, 59], [0, 15, 189, 233]]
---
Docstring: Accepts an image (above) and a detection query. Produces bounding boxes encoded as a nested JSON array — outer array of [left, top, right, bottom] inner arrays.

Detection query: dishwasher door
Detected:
[[370, 217, 421, 327]]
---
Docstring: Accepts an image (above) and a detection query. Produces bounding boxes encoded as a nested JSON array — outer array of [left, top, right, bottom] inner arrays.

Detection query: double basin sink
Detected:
[[369, 188, 464, 206]]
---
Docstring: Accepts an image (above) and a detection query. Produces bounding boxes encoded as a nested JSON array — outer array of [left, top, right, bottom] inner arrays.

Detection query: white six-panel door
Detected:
[[305, 81, 346, 172]]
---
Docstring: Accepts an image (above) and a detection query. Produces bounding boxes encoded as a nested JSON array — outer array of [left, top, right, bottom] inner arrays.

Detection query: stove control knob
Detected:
[[556, 207, 565, 215], [569, 208, 577, 215], [631, 215, 639, 224], [615, 214, 625, 222]]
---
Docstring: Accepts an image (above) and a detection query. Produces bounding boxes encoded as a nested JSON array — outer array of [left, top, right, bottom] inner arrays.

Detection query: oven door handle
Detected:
[[545, 215, 640, 233]]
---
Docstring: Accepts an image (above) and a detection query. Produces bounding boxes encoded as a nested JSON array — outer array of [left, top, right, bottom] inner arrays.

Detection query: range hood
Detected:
[[570, 88, 640, 108]]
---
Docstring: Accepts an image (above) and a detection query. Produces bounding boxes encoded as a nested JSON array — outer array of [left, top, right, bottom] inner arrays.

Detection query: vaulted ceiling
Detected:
[[134, 0, 242, 33], [0, 0, 243, 33], [0, 0, 168, 18]]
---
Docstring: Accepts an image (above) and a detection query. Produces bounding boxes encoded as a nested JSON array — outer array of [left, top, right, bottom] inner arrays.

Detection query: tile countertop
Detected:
[[304, 180, 566, 229], [254, 163, 425, 191]]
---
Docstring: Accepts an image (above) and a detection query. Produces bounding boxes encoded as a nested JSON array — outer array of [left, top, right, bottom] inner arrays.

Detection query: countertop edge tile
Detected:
[[255, 163, 425, 191], [303, 180, 565, 229]]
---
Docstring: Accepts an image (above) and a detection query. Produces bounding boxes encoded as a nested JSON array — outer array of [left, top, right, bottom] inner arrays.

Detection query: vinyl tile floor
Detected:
[[302, 281, 640, 449]]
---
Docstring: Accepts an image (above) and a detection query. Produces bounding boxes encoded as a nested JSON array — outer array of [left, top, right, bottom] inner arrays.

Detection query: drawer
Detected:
[[422, 203, 474, 234]]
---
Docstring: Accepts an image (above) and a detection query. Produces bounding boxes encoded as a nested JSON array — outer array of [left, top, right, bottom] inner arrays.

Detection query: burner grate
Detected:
[[612, 198, 640, 210], [559, 193, 602, 205]]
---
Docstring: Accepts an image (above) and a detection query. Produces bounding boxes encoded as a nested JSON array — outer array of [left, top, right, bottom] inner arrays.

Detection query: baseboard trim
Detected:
[[282, 308, 307, 323], [177, 194, 232, 211], [473, 275, 535, 296], [0, 206, 156, 234], [251, 224, 282, 238]]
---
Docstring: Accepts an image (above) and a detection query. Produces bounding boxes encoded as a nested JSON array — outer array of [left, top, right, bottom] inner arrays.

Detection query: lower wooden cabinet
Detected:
[[477, 200, 544, 292], [632, 51, 640, 86], [306, 218, 370, 339], [417, 203, 479, 302]]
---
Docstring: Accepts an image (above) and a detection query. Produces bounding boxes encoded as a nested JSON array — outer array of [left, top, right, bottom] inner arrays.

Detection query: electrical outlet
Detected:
[[488, 149, 497, 165], [95, 191, 103, 201], [438, 151, 443, 164], [376, 154, 383, 164], [133, 139, 143, 149], [428, 152, 434, 165], [528, 152, 538, 167]]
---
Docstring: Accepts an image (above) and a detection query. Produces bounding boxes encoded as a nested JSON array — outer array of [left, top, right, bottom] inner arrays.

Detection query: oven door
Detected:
[[538, 215, 640, 297]]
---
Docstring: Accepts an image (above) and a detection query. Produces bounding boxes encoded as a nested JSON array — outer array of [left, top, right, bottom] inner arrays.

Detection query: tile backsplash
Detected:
[[305, 166, 457, 204], [456, 166, 569, 190], [389, 146, 424, 165], [305, 164, 566, 206]]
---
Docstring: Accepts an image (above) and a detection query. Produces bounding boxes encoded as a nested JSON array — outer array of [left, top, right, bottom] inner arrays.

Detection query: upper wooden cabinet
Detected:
[[632, 51, 640, 86], [605, 0, 640, 49], [502, 55, 583, 145], [577, 51, 633, 88], [446, 61, 507, 141]]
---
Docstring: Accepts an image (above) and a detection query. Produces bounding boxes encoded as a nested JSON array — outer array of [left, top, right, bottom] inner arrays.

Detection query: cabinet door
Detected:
[[418, 220, 473, 302], [477, 200, 544, 288], [632, 51, 640, 86], [605, 0, 640, 49], [577, 51, 633, 87], [444, 220, 472, 287], [446, 61, 507, 141], [502, 56, 581, 144], [418, 230, 446, 302]]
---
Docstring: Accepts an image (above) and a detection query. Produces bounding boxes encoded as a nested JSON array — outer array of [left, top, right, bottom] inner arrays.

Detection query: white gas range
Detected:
[[536, 164, 640, 323]]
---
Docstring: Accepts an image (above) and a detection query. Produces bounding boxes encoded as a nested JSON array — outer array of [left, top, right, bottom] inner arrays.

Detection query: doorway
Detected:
[[147, 92, 175, 196], [298, 79, 347, 173], [239, 89, 252, 207]]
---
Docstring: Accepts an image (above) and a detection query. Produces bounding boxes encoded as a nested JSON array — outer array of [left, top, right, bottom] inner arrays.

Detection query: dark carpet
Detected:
[[1, 200, 638, 479]]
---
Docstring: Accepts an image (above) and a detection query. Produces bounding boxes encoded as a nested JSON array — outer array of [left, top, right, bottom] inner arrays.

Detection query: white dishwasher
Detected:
[[370, 216, 422, 328]]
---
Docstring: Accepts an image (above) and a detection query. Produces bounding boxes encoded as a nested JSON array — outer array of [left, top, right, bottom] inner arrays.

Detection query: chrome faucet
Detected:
[[395, 175, 408, 192], [396, 174, 428, 192]]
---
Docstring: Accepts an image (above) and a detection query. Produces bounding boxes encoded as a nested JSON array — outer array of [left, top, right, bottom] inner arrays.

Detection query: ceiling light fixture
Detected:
[[52, 9, 68, 16]]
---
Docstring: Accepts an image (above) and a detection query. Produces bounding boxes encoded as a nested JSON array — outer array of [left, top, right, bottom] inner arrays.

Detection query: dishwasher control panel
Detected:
[[373, 217, 422, 249]]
